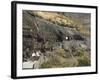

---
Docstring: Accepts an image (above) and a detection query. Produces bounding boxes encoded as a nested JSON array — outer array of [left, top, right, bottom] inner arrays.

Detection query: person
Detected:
[[32, 51, 36, 57], [65, 36, 72, 41], [36, 51, 41, 57], [66, 36, 68, 40]]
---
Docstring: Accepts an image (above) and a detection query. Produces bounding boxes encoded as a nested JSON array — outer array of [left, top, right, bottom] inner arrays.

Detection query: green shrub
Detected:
[[40, 56, 61, 68], [77, 56, 90, 66], [40, 61, 52, 68], [75, 48, 85, 57], [54, 48, 67, 58]]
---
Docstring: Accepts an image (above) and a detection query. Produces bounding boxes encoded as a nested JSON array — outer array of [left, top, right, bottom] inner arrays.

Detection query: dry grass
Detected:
[[34, 11, 81, 28], [33, 11, 90, 36]]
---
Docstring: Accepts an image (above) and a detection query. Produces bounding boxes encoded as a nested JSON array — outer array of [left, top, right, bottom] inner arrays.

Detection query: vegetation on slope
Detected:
[[40, 48, 90, 68], [23, 10, 91, 69], [27, 11, 90, 36]]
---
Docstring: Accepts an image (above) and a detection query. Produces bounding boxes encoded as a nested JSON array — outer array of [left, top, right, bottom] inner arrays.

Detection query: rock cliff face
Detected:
[[22, 10, 91, 69]]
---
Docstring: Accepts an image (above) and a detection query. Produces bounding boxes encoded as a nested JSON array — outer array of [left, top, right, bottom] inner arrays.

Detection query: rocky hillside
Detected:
[[22, 10, 91, 69]]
